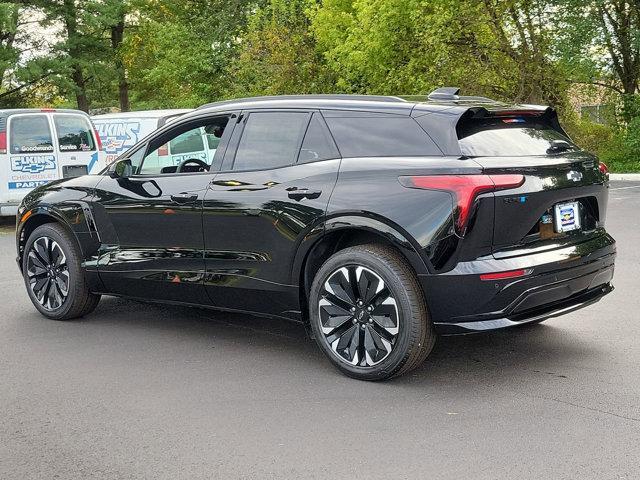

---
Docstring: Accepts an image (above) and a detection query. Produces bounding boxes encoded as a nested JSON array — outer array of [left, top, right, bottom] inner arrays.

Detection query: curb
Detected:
[[610, 173, 640, 181]]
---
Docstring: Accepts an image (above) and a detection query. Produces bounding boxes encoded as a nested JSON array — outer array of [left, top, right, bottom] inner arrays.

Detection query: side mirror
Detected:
[[110, 159, 133, 178]]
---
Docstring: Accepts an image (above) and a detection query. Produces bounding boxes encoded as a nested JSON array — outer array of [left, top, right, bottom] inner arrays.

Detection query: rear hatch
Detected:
[[456, 107, 609, 257]]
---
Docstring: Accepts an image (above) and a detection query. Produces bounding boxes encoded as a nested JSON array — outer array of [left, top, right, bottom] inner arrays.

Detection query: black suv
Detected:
[[16, 90, 616, 380]]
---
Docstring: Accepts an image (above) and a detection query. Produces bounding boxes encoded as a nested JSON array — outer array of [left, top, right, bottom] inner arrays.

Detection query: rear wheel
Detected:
[[22, 223, 100, 320], [309, 244, 435, 381]]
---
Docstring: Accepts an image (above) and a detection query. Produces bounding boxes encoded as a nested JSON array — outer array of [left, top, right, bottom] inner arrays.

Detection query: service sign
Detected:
[[8, 154, 58, 189]]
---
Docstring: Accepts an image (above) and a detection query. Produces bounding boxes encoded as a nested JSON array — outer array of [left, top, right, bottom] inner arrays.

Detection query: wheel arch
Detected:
[[17, 207, 84, 272], [295, 215, 430, 323]]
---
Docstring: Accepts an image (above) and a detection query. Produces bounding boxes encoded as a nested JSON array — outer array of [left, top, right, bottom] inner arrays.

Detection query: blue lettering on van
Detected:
[[10, 155, 57, 174], [8, 180, 50, 189], [96, 122, 141, 154]]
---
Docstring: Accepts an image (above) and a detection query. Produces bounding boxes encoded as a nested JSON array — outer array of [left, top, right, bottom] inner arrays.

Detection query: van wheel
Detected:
[[309, 244, 435, 381], [22, 223, 100, 320]]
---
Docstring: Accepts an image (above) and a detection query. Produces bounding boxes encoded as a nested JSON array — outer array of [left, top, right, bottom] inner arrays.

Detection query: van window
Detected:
[[170, 129, 204, 154], [233, 112, 309, 171], [324, 114, 441, 157], [10, 115, 54, 154], [53, 115, 96, 152]]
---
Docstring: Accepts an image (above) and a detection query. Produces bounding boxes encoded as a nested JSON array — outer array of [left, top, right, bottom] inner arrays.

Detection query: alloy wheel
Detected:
[[318, 265, 399, 367], [26, 236, 69, 311]]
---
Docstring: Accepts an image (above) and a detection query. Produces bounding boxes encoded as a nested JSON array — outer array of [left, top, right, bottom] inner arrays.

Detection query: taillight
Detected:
[[0, 131, 6, 154], [480, 268, 532, 281], [94, 129, 103, 151], [399, 174, 525, 234], [598, 161, 609, 175], [158, 144, 169, 156]]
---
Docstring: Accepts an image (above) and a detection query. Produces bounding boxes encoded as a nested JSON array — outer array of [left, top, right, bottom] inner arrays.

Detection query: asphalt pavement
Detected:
[[1, 182, 639, 479]]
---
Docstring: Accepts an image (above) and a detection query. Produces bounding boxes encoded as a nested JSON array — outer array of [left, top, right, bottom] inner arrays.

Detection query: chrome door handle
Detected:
[[287, 187, 322, 200], [170, 192, 198, 204]]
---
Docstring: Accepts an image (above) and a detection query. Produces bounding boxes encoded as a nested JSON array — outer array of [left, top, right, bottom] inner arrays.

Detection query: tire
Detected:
[[309, 244, 435, 381], [22, 223, 100, 320]]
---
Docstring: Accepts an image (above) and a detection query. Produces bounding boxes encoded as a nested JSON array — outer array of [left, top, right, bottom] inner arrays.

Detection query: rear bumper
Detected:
[[0, 203, 19, 216], [420, 233, 616, 334]]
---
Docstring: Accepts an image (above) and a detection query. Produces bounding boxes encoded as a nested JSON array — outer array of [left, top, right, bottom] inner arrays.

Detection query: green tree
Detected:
[[226, 0, 335, 97]]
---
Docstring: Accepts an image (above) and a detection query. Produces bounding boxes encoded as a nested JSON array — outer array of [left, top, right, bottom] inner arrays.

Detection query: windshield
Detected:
[[457, 117, 578, 157]]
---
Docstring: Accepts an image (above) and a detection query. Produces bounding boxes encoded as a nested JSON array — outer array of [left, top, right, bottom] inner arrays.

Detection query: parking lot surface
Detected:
[[1, 182, 639, 479]]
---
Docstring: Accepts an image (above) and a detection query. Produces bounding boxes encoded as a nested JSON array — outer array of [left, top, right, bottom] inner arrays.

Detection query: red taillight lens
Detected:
[[399, 174, 524, 234], [598, 161, 609, 175], [0, 131, 6, 154], [158, 144, 169, 156], [94, 129, 103, 151], [480, 268, 531, 281]]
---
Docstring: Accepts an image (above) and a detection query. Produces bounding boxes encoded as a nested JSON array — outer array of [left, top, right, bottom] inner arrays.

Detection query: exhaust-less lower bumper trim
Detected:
[[434, 281, 613, 335]]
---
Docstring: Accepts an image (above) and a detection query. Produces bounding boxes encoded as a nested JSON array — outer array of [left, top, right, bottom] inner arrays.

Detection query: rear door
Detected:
[[202, 110, 341, 317], [456, 111, 609, 255], [52, 113, 102, 178], [4, 113, 58, 202]]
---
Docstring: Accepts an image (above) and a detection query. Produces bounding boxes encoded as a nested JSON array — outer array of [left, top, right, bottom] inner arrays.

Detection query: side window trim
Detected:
[[222, 109, 313, 173]]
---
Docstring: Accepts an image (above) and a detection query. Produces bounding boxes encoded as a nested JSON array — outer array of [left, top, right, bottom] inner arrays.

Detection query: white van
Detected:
[[91, 109, 191, 166], [0, 108, 105, 216]]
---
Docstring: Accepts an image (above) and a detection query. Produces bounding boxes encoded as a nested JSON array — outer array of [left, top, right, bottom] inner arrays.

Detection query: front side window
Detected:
[[10, 115, 54, 154], [233, 112, 309, 171], [138, 115, 230, 175], [53, 115, 96, 152]]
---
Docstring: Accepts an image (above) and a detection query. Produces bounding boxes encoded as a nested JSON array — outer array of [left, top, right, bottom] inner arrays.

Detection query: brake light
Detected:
[[399, 174, 525, 233], [598, 161, 609, 175], [40, 108, 56, 112], [0, 131, 6, 154], [94, 129, 103, 151], [158, 144, 169, 156], [480, 269, 532, 281]]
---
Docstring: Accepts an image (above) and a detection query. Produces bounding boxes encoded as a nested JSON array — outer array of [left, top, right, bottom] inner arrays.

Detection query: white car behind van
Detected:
[[0, 108, 105, 216]]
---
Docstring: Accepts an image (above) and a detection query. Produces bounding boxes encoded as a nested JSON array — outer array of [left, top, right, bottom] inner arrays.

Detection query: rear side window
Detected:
[[324, 114, 441, 157], [233, 112, 309, 170], [457, 117, 578, 156], [10, 115, 54, 153], [53, 115, 95, 152], [298, 113, 339, 163]]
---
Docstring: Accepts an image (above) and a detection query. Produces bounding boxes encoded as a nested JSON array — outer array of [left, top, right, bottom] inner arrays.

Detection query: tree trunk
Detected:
[[63, 0, 90, 112], [111, 17, 130, 112]]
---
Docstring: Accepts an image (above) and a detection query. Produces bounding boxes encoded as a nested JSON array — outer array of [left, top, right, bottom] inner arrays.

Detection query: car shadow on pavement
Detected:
[[81, 296, 599, 390]]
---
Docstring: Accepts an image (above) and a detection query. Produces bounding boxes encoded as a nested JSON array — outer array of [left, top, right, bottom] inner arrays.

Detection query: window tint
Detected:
[[53, 115, 95, 152], [170, 129, 204, 154], [138, 116, 230, 174], [457, 118, 578, 156], [233, 112, 308, 170], [10, 115, 54, 154], [324, 115, 441, 157], [298, 114, 339, 163]]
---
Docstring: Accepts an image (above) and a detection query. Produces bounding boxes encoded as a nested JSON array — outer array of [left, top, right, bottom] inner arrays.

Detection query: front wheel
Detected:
[[22, 223, 100, 320], [309, 244, 435, 381]]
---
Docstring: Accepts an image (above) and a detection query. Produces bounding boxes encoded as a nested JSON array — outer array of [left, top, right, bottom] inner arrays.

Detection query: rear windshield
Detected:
[[53, 115, 95, 152], [457, 117, 578, 157], [10, 115, 54, 153]]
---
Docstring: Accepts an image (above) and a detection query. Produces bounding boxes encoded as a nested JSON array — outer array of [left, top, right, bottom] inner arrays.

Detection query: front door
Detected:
[[203, 110, 341, 318], [93, 114, 235, 303]]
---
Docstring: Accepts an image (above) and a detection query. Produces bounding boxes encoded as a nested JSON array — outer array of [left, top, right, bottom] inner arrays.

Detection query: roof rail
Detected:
[[427, 87, 497, 104], [196, 94, 407, 110]]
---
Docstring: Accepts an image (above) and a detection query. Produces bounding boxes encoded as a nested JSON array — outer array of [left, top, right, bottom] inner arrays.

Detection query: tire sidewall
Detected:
[[22, 224, 81, 320], [309, 248, 417, 380]]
